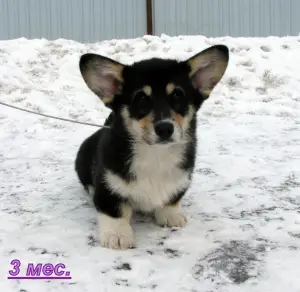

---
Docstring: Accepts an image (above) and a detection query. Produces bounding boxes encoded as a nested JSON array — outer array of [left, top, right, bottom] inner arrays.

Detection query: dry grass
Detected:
[[247, 67, 256, 73], [227, 77, 242, 88], [239, 59, 253, 67], [262, 70, 287, 88], [282, 44, 290, 50], [255, 70, 287, 94], [256, 87, 267, 95]]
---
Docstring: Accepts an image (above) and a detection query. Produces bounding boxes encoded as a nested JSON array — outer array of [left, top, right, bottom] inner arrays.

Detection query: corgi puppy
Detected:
[[75, 45, 229, 249]]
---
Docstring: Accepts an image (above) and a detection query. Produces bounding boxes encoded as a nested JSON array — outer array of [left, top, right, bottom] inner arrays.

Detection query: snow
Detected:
[[1, 34, 300, 292]]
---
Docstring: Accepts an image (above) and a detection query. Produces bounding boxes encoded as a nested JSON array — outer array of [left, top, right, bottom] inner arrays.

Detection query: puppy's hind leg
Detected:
[[75, 140, 94, 188], [75, 130, 101, 193]]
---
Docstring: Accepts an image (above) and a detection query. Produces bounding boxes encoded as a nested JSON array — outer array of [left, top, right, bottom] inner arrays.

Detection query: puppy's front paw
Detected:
[[100, 229, 134, 250], [154, 204, 188, 228], [98, 213, 134, 250]]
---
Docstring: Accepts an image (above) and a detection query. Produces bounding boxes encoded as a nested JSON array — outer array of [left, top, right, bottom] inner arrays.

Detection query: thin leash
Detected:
[[0, 100, 106, 128]]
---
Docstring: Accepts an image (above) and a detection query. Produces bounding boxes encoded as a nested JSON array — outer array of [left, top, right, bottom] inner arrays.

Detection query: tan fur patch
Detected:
[[102, 97, 114, 104], [171, 110, 184, 126], [138, 113, 153, 129], [110, 63, 124, 82], [166, 83, 175, 95], [201, 89, 212, 97], [143, 85, 152, 96], [172, 105, 195, 132]]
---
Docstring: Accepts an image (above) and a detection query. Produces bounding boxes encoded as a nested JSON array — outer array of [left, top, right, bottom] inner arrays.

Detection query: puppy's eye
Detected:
[[132, 91, 151, 117], [170, 88, 184, 111]]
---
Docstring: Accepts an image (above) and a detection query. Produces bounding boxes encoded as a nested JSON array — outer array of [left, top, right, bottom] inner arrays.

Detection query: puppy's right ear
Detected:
[[79, 53, 125, 107]]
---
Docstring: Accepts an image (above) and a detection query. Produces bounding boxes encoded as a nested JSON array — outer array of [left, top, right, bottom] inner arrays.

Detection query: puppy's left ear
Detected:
[[186, 45, 229, 99]]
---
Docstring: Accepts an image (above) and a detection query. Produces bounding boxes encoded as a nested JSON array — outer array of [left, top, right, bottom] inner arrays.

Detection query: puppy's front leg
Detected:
[[154, 203, 188, 228], [154, 191, 188, 228], [93, 187, 134, 250]]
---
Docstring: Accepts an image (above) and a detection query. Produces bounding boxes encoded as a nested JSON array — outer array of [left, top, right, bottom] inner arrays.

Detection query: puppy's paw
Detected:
[[154, 204, 188, 228], [100, 230, 134, 250], [98, 213, 134, 250]]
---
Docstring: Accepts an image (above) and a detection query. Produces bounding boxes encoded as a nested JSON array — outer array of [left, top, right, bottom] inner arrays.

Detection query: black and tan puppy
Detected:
[[75, 45, 229, 249]]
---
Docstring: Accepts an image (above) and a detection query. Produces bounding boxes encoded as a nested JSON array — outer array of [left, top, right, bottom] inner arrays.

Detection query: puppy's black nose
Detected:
[[154, 122, 174, 140]]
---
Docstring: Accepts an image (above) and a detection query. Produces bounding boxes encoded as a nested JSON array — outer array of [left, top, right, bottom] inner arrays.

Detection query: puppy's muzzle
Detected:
[[154, 121, 174, 141]]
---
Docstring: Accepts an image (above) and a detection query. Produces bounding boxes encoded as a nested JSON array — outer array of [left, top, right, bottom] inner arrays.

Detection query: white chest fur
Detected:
[[104, 142, 191, 212]]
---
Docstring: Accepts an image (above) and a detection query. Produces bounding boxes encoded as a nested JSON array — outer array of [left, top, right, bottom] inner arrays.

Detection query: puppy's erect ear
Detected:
[[79, 53, 125, 106], [186, 45, 229, 99]]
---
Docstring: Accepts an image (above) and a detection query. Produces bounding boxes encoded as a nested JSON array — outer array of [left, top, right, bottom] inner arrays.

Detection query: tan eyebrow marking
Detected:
[[143, 85, 152, 96], [166, 83, 175, 95]]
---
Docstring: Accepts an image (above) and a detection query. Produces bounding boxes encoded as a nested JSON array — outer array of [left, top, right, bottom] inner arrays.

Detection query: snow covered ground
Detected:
[[0, 34, 300, 292]]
